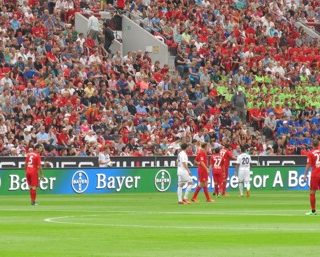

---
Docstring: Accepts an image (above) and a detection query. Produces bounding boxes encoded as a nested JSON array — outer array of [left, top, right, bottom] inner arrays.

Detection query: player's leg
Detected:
[[238, 171, 244, 197], [191, 181, 202, 202], [177, 173, 187, 204], [306, 176, 318, 215], [26, 173, 37, 205], [213, 173, 219, 196], [217, 173, 224, 196], [222, 168, 229, 196], [183, 175, 193, 203], [244, 171, 251, 197], [202, 181, 214, 202]]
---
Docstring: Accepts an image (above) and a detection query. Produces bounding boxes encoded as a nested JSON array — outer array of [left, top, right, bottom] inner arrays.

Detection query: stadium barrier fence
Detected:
[[0, 166, 310, 195]]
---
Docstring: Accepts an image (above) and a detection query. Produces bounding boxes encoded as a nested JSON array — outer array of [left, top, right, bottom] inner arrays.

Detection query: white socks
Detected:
[[177, 186, 183, 202], [239, 182, 244, 196], [245, 182, 251, 192], [184, 184, 193, 200]]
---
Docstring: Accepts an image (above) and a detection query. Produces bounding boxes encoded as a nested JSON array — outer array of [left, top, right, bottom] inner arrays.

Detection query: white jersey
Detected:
[[236, 153, 251, 172], [177, 150, 188, 173], [177, 150, 192, 183]]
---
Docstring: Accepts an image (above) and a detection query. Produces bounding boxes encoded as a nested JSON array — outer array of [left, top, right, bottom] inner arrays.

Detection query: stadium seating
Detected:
[[0, 0, 319, 157]]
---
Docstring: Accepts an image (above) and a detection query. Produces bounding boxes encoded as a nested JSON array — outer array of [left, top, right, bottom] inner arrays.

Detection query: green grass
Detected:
[[0, 191, 319, 257]]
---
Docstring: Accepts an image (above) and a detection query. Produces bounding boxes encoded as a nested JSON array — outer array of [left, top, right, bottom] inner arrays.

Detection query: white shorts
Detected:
[[177, 170, 192, 184], [238, 170, 250, 183]]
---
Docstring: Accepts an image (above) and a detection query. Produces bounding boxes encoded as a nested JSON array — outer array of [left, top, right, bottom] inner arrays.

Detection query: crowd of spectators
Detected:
[[0, 0, 319, 160]]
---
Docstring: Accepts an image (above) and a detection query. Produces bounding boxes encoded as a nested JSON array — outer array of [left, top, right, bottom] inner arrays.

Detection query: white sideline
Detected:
[[44, 214, 320, 231], [0, 208, 308, 215]]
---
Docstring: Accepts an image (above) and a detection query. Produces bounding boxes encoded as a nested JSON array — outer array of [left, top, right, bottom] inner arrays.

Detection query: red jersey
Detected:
[[210, 153, 225, 174], [219, 148, 233, 171], [25, 152, 41, 174], [195, 149, 208, 173], [307, 149, 320, 175]]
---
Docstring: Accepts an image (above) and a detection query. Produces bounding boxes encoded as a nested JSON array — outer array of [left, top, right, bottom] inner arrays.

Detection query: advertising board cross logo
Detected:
[[71, 170, 89, 194], [154, 170, 171, 192]]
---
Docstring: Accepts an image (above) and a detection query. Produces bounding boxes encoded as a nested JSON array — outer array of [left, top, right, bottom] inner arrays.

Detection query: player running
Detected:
[[177, 143, 193, 205], [235, 146, 252, 197], [209, 147, 225, 197], [219, 145, 235, 196], [303, 140, 320, 215], [191, 143, 214, 203], [25, 144, 44, 205]]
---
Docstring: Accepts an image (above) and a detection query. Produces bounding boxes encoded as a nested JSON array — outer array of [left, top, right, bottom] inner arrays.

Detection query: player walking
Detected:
[[25, 144, 44, 205], [303, 140, 320, 215], [235, 146, 252, 197], [177, 143, 193, 204], [191, 143, 214, 203], [220, 146, 235, 196], [210, 147, 225, 197]]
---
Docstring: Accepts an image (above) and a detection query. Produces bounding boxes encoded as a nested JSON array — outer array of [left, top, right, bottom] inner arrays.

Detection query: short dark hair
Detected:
[[240, 145, 248, 153], [201, 143, 207, 149], [214, 147, 220, 153], [180, 143, 189, 150], [313, 140, 319, 148]]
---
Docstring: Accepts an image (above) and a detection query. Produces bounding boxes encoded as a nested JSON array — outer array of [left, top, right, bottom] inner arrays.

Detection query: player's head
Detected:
[[34, 144, 43, 153], [201, 143, 207, 149], [214, 146, 221, 154], [180, 143, 189, 151], [313, 139, 319, 148], [240, 145, 248, 153]]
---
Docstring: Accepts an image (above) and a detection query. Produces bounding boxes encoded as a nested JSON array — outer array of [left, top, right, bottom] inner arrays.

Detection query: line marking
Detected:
[[0, 208, 309, 216], [44, 215, 320, 232]]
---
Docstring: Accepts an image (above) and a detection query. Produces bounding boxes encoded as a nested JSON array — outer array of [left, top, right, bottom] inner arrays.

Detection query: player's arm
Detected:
[[182, 161, 191, 175], [235, 156, 240, 177], [199, 160, 209, 174], [39, 157, 44, 180], [303, 162, 311, 182], [234, 163, 239, 177]]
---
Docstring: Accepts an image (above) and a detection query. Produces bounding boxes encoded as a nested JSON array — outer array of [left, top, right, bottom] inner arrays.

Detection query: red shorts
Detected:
[[198, 170, 209, 183], [310, 175, 320, 191], [213, 172, 224, 186], [26, 172, 39, 187]]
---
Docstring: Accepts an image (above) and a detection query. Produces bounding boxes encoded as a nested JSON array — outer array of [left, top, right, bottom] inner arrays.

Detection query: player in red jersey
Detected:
[[25, 144, 44, 205], [191, 143, 214, 203], [304, 140, 320, 215], [209, 147, 225, 197], [219, 146, 235, 196]]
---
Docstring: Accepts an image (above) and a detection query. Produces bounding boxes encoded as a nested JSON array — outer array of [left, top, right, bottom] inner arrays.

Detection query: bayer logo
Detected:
[[154, 170, 171, 192], [71, 170, 89, 194]]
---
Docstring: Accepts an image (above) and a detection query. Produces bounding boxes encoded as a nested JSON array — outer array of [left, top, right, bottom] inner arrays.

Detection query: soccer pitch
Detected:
[[0, 192, 319, 257]]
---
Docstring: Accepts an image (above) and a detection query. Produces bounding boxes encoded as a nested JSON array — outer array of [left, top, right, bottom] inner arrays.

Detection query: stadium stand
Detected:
[[0, 0, 319, 158]]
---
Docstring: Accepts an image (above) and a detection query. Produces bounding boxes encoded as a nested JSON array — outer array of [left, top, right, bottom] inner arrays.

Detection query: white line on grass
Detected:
[[1, 208, 310, 216], [44, 215, 320, 232]]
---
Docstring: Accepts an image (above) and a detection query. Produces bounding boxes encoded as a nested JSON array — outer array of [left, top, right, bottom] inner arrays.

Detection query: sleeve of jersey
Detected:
[[306, 153, 312, 166], [236, 156, 241, 164], [182, 153, 188, 163]]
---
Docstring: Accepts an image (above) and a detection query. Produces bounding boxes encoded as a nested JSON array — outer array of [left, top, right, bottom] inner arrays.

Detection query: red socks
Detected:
[[310, 193, 316, 211], [192, 186, 201, 200], [214, 185, 219, 196], [203, 187, 211, 201], [30, 189, 36, 203]]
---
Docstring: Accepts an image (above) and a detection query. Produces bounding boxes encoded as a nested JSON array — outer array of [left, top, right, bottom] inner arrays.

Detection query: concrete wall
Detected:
[[74, 12, 122, 54], [295, 21, 320, 39], [75, 12, 89, 36], [122, 15, 169, 65]]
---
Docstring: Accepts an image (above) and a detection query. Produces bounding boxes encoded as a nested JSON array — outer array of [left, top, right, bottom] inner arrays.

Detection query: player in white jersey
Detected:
[[177, 143, 193, 204], [235, 146, 252, 197]]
